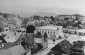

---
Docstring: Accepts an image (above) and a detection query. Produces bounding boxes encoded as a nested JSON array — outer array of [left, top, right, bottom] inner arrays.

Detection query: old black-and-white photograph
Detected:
[[0, 0, 85, 55]]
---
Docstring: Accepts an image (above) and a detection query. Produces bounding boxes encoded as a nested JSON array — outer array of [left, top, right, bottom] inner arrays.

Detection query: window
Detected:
[[51, 31, 52, 34], [53, 32, 55, 34], [78, 32, 84, 36], [63, 30, 68, 33], [42, 31, 44, 33], [7, 37, 9, 38], [48, 31, 49, 34], [70, 31, 75, 34], [6, 29, 8, 31]]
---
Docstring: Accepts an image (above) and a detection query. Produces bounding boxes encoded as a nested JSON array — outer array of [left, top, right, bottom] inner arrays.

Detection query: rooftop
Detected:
[[37, 25, 59, 30], [77, 29, 85, 33]]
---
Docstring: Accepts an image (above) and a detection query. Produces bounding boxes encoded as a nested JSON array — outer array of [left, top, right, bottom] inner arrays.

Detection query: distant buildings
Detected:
[[63, 26, 85, 41]]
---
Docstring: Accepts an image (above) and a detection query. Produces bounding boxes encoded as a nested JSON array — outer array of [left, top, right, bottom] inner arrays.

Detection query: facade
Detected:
[[63, 27, 85, 41], [36, 25, 63, 39], [34, 35, 48, 49]]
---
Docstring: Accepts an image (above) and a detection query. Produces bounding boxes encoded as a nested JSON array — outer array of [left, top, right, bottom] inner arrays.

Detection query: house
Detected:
[[27, 21, 35, 26], [4, 32, 16, 43], [13, 17, 22, 28], [35, 25, 63, 39], [63, 28, 85, 41], [49, 40, 72, 55], [63, 26, 78, 34], [72, 41, 85, 54], [70, 42, 84, 55], [34, 34, 48, 48], [0, 44, 31, 55], [6, 20, 16, 29], [70, 48, 84, 55], [34, 35, 43, 43]]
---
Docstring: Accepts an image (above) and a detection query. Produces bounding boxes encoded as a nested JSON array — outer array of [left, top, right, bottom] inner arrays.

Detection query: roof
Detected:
[[51, 45, 67, 54], [10, 44, 26, 55], [77, 29, 85, 33], [51, 40, 72, 54], [0, 44, 27, 55], [16, 33, 25, 42], [0, 48, 11, 55], [37, 25, 58, 30], [34, 35, 42, 38], [66, 26, 78, 30]]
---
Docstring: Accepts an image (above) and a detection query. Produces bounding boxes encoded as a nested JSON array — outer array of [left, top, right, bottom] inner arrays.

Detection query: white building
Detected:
[[4, 32, 16, 43], [63, 27, 85, 41], [13, 17, 22, 28], [35, 25, 63, 39]]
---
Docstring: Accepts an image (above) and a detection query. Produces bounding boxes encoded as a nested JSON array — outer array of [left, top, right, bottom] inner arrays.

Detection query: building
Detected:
[[70, 48, 84, 55], [63, 27, 85, 41], [4, 32, 16, 43], [36, 25, 63, 39], [70, 41, 85, 55], [34, 34, 48, 49], [48, 40, 72, 55], [57, 15, 77, 20], [0, 44, 31, 55]]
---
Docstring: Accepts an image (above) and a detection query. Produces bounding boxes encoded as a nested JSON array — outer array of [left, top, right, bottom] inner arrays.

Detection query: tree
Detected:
[[33, 15, 40, 20], [26, 25, 36, 33], [43, 32, 48, 42], [58, 35, 62, 39], [64, 17, 68, 20], [50, 16, 55, 21], [43, 32, 48, 38], [3, 14, 8, 18]]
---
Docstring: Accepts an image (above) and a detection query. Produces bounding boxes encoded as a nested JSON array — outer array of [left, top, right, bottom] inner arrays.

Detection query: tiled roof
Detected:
[[51, 40, 72, 54]]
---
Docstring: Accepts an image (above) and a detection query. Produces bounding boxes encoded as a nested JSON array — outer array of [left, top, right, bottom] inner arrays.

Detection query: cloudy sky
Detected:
[[0, 0, 85, 16]]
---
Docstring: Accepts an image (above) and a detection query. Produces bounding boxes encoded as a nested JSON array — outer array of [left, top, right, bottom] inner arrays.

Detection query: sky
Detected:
[[0, 0, 85, 16]]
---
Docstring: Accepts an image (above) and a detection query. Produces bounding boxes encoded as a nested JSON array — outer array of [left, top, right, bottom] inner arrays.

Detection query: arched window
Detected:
[[53, 32, 55, 34], [51, 31, 52, 34], [42, 30, 44, 33], [78, 32, 84, 36], [48, 31, 49, 34]]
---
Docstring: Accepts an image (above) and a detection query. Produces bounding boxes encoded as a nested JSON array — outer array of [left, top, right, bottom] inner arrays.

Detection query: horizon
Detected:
[[0, 0, 85, 17]]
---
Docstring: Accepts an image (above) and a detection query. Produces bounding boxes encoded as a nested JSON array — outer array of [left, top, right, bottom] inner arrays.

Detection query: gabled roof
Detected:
[[10, 44, 26, 55], [16, 33, 25, 42], [0, 44, 27, 55], [51, 40, 72, 54]]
